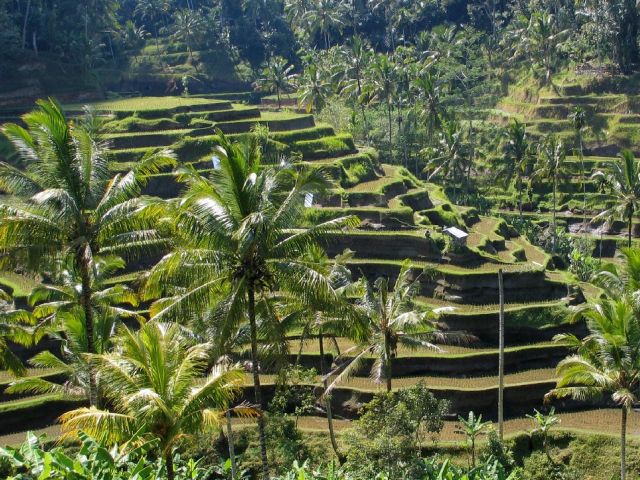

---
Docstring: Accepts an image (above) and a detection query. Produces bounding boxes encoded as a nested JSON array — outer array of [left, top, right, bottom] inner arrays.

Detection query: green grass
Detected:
[[69, 96, 226, 112], [248, 369, 556, 391], [0, 393, 64, 414], [0, 271, 40, 297]]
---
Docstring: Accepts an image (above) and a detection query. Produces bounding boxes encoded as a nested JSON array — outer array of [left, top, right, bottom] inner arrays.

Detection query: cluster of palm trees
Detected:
[[0, 99, 455, 479], [547, 248, 640, 480]]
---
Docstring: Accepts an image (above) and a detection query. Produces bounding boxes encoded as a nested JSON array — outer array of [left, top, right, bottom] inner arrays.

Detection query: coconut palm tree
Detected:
[[533, 135, 568, 252], [298, 62, 332, 113], [0, 99, 175, 406], [424, 118, 470, 203], [498, 120, 532, 219], [143, 131, 357, 479], [569, 106, 588, 228], [547, 297, 640, 480], [303, 0, 347, 49], [0, 299, 35, 376], [326, 261, 462, 393], [295, 247, 366, 458], [59, 321, 251, 480], [255, 56, 297, 110], [412, 69, 445, 148], [6, 256, 142, 401], [338, 35, 373, 142], [365, 54, 397, 162], [592, 150, 640, 248], [172, 9, 204, 68]]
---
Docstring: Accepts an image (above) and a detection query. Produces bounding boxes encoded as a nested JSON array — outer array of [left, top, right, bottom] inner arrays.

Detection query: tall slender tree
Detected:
[[547, 297, 640, 480], [533, 135, 568, 252], [0, 99, 175, 406], [326, 262, 464, 393], [569, 106, 588, 229], [255, 56, 297, 109], [366, 54, 397, 162], [143, 131, 357, 479], [592, 150, 640, 248], [498, 119, 532, 219]]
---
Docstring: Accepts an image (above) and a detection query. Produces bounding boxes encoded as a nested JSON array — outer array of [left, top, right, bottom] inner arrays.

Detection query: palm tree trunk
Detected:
[[580, 135, 586, 231], [628, 212, 633, 248], [621, 407, 627, 480], [552, 174, 557, 252], [226, 410, 238, 480], [518, 182, 523, 221], [387, 101, 393, 163], [22, 0, 31, 50], [319, 330, 340, 459], [384, 331, 392, 393], [77, 248, 97, 407], [165, 452, 175, 480], [248, 285, 270, 480], [276, 87, 281, 110]]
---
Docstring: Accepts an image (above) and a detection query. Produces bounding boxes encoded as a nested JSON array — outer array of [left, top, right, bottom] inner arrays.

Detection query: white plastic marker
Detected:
[[304, 193, 314, 208]]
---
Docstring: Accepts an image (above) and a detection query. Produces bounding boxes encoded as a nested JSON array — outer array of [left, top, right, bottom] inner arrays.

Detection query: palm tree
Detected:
[[366, 54, 397, 162], [296, 247, 365, 458], [0, 99, 175, 406], [513, 10, 569, 86], [6, 256, 142, 401], [455, 411, 490, 468], [547, 297, 640, 480], [412, 69, 445, 148], [569, 106, 588, 229], [499, 120, 532, 219], [326, 261, 461, 393], [59, 321, 251, 480], [143, 131, 357, 479], [533, 135, 568, 252], [424, 118, 469, 203], [338, 35, 373, 143], [592, 150, 640, 248], [0, 300, 35, 376], [172, 9, 204, 68], [303, 0, 347, 49], [298, 62, 331, 113], [255, 56, 297, 110], [134, 0, 166, 58]]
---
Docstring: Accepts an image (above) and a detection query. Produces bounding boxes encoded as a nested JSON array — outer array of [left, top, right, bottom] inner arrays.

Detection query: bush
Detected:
[[344, 384, 449, 480], [520, 451, 578, 480]]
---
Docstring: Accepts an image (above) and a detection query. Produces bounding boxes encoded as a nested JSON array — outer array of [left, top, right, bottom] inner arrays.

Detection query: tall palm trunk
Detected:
[[628, 212, 633, 248], [579, 135, 586, 231], [76, 248, 97, 407], [387, 100, 393, 163], [22, 0, 31, 50], [621, 407, 627, 480], [552, 173, 557, 252], [517, 181, 524, 221], [319, 329, 340, 459], [248, 285, 270, 480], [165, 452, 175, 480], [384, 331, 392, 392], [226, 410, 238, 480], [276, 87, 281, 110]]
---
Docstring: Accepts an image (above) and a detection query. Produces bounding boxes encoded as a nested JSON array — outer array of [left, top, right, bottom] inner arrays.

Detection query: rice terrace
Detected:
[[2, 1, 640, 479]]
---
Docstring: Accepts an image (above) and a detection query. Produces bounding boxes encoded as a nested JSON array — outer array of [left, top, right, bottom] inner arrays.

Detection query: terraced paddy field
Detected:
[[0, 92, 603, 443], [2, 409, 638, 447]]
